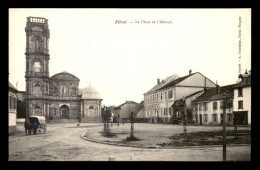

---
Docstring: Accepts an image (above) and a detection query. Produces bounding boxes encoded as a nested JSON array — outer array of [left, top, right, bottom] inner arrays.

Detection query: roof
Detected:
[[218, 84, 236, 94], [193, 84, 236, 103], [159, 72, 196, 90], [80, 84, 102, 100], [9, 82, 18, 92], [192, 88, 216, 103], [233, 83, 251, 89], [209, 92, 233, 101], [172, 99, 185, 107], [50, 71, 80, 81], [144, 74, 180, 94], [185, 90, 204, 98], [115, 101, 140, 109]]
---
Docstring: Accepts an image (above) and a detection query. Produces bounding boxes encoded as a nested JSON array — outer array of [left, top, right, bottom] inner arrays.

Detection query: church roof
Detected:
[[50, 71, 80, 81], [80, 83, 102, 100]]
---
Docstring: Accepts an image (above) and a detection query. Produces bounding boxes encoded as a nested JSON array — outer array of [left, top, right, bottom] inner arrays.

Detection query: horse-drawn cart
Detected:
[[25, 116, 47, 135]]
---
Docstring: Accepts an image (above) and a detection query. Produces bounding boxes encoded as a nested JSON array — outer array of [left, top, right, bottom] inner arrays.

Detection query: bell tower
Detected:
[[25, 17, 50, 118]]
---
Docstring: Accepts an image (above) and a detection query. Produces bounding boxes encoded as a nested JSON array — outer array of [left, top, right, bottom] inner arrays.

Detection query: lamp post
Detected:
[[223, 93, 227, 161], [183, 111, 187, 134], [130, 112, 135, 138]]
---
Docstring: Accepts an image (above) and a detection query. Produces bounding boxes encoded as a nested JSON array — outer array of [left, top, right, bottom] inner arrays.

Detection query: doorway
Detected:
[[199, 114, 202, 125], [60, 105, 69, 119]]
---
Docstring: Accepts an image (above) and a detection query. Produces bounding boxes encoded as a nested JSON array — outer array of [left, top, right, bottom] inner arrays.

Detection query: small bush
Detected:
[[125, 135, 140, 141], [208, 121, 221, 126], [101, 130, 117, 138]]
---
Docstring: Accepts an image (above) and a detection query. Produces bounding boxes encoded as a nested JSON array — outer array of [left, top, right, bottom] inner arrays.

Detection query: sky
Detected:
[[9, 8, 251, 106]]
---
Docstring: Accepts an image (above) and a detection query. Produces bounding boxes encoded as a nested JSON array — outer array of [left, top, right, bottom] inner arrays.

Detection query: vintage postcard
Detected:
[[8, 8, 251, 161]]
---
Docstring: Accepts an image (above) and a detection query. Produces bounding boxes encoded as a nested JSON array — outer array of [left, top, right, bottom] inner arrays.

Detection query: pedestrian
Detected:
[[24, 119, 30, 135]]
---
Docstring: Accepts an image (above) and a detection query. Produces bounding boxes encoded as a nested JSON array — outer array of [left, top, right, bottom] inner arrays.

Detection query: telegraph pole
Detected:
[[223, 93, 227, 161]]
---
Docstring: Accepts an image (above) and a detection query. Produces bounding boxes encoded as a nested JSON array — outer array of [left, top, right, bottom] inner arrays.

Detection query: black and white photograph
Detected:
[[8, 8, 251, 161]]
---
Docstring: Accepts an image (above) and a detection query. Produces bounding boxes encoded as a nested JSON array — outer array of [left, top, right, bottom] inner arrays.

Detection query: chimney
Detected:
[[204, 77, 206, 90], [216, 80, 220, 94], [157, 78, 160, 84], [189, 69, 192, 75]]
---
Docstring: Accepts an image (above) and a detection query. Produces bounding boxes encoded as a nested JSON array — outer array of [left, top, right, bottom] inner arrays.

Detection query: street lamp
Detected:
[[223, 92, 227, 161], [130, 112, 135, 138]]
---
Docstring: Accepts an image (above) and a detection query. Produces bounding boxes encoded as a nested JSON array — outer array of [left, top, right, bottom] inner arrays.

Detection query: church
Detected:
[[25, 16, 102, 123]]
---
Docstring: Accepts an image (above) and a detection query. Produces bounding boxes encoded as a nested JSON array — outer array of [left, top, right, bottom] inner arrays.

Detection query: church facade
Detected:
[[25, 16, 102, 122]]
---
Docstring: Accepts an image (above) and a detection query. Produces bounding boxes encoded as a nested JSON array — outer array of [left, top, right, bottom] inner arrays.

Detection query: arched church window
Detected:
[[34, 37, 42, 50], [33, 61, 41, 72], [88, 106, 95, 115], [35, 82, 41, 87], [33, 83, 42, 96]]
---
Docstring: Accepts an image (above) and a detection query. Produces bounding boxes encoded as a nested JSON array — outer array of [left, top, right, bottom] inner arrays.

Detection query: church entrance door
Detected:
[[60, 105, 69, 119]]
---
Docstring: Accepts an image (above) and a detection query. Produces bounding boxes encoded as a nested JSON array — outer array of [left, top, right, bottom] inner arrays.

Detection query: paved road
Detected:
[[8, 123, 251, 161]]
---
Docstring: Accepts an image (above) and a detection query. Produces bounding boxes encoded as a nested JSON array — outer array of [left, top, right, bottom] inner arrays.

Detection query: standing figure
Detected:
[[24, 119, 30, 135], [117, 114, 120, 126]]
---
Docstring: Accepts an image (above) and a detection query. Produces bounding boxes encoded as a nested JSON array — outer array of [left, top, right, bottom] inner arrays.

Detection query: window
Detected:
[[238, 88, 243, 97], [220, 101, 223, 109], [156, 94, 158, 101], [9, 96, 16, 110], [203, 114, 208, 122], [153, 95, 154, 101], [165, 92, 167, 99], [166, 108, 168, 115], [89, 106, 94, 109], [205, 103, 208, 111], [33, 61, 41, 72], [168, 91, 173, 98], [161, 108, 163, 115], [161, 93, 163, 100], [34, 37, 41, 50], [199, 103, 202, 111], [169, 107, 172, 115], [213, 114, 218, 121], [213, 102, 218, 110], [238, 100, 243, 109]]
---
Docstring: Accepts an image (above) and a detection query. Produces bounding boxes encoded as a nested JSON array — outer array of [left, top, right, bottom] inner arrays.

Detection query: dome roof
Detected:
[[81, 83, 102, 100]]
